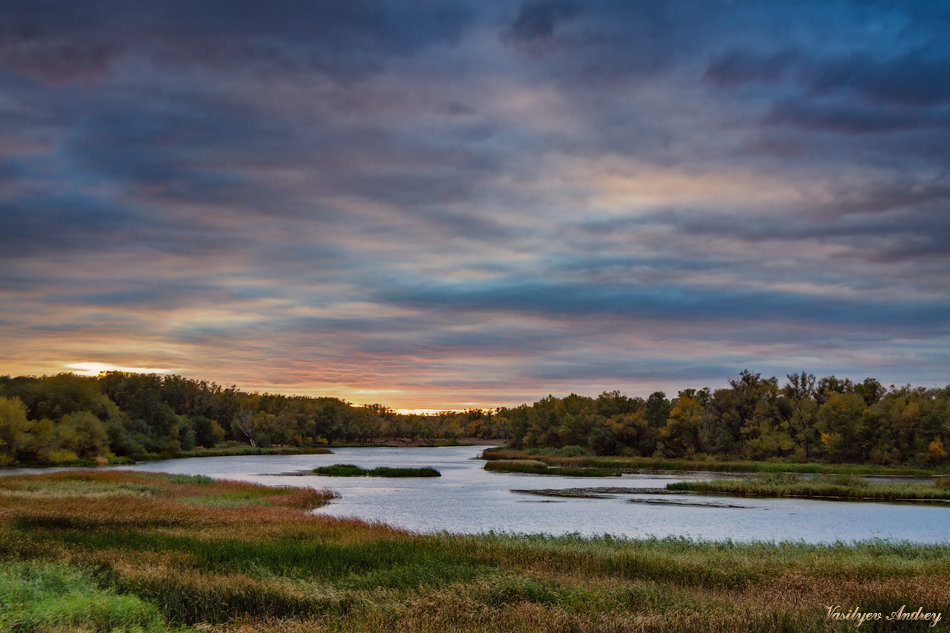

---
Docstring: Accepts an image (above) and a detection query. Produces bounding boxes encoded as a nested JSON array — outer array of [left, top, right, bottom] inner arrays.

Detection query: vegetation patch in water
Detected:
[[484, 459, 620, 477], [668, 473, 950, 503], [627, 498, 753, 508], [481, 448, 940, 476], [513, 487, 673, 499], [312, 463, 441, 477]]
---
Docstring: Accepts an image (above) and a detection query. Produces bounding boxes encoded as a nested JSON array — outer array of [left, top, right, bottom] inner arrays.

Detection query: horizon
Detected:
[[6, 366, 946, 415], [2, 1, 948, 410]]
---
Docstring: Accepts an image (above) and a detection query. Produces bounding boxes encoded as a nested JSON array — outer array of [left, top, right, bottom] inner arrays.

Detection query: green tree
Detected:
[[657, 391, 704, 457], [0, 396, 29, 463]]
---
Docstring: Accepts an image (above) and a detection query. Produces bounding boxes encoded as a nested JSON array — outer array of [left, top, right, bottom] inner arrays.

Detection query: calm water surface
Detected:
[[9, 445, 950, 543]]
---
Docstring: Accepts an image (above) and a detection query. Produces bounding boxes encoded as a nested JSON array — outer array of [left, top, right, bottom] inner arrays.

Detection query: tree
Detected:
[[231, 410, 256, 446], [59, 411, 111, 459], [816, 393, 867, 462], [657, 391, 703, 457], [784, 372, 816, 401], [0, 396, 29, 463], [926, 437, 948, 464]]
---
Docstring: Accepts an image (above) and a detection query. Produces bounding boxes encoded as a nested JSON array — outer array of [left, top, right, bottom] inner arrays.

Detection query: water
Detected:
[[8, 445, 950, 543]]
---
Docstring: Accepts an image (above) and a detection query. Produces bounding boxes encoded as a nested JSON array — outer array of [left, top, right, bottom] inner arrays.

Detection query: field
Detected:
[[1, 471, 949, 632]]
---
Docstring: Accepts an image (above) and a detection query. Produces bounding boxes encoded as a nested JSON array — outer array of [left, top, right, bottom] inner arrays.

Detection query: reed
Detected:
[[312, 464, 441, 477], [481, 448, 941, 476], [667, 473, 950, 503], [483, 459, 620, 477]]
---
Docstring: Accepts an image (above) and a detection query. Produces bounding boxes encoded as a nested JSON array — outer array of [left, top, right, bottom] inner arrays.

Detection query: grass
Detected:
[[1, 471, 949, 632], [312, 464, 441, 477], [0, 559, 170, 632], [668, 473, 950, 503], [161, 445, 334, 459], [484, 459, 621, 477], [482, 448, 945, 476], [1, 446, 335, 470]]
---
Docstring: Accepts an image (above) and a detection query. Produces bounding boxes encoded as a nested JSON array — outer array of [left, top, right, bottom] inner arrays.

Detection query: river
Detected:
[[7, 445, 949, 543]]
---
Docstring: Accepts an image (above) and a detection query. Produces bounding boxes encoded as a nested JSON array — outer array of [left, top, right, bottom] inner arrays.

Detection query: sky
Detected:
[[1, 1, 949, 410]]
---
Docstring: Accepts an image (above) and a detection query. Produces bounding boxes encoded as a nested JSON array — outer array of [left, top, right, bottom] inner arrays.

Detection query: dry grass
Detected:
[[1, 471, 948, 632]]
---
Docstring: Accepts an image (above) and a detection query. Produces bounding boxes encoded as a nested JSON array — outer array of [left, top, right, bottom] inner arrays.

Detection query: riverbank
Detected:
[[1, 439, 503, 470], [482, 448, 946, 477], [0, 445, 335, 469], [2, 471, 949, 632]]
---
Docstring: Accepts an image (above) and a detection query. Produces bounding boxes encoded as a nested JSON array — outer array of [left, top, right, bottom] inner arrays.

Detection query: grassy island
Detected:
[[484, 459, 620, 477], [2, 471, 949, 632], [312, 464, 441, 477], [668, 473, 950, 504], [481, 448, 944, 477]]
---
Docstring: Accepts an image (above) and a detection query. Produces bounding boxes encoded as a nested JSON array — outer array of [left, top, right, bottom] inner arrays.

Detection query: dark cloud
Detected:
[[807, 52, 950, 108], [375, 278, 950, 334], [764, 99, 950, 135], [529, 358, 734, 383], [704, 50, 793, 86], [0, 0, 475, 83], [506, 1, 577, 43]]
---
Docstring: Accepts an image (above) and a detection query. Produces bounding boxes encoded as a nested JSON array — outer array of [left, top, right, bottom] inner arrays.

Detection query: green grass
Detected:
[[482, 448, 944, 476], [312, 464, 441, 477], [179, 493, 273, 507], [0, 446, 334, 469], [140, 473, 215, 486], [0, 477, 162, 499], [667, 473, 950, 503], [171, 445, 333, 459], [0, 560, 169, 632], [484, 459, 621, 477]]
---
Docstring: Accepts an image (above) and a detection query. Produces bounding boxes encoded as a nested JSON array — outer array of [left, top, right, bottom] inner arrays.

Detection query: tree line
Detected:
[[496, 371, 949, 466], [0, 370, 947, 467], [0, 372, 494, 466]]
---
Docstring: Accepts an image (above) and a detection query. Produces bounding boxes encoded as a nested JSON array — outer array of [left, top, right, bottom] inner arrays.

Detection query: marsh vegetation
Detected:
[[1, 472, 949, 631], [311, 464, 441, 477], [668, 473, 950, 503]]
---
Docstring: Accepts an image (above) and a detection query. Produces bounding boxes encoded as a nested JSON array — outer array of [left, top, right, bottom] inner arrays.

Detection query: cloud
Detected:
[[506, 1, 578, 43], [704, 49, 793, 86], [0, 0, 476, 83], [807, 52, 950, 108], [1, 0, 949, 407]]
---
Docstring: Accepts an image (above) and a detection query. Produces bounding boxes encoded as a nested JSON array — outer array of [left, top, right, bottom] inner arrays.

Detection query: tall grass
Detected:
[[668, 473, 950, 503], [481, 448, 941, 476], [0, 560, 168, 632], [312, 464, 441, 477], [1, 471, 949, 632], [484, 459, 620, 477]]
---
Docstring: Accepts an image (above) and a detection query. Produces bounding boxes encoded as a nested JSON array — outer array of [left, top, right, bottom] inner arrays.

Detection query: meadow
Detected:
[[1, 471, 949, 632]]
